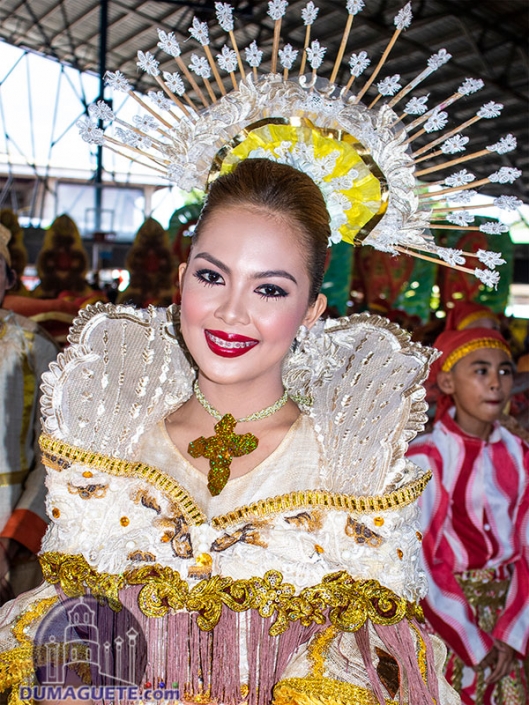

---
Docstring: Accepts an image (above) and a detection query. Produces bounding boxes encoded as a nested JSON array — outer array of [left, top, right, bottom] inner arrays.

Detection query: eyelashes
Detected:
[[194, 269, 222, 287], [193, 269, 288, 300], [255, 284, 288, 299]]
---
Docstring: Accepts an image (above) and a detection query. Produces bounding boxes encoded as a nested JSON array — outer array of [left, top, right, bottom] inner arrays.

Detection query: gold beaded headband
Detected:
[[441, 338, 512, 372]]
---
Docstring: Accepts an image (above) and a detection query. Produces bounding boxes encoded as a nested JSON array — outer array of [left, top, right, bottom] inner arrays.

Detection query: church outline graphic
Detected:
[[41, 597, 139, 686]]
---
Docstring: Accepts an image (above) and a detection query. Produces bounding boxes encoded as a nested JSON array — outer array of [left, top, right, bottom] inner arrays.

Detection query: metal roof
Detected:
[[1, 0, 528, 199]]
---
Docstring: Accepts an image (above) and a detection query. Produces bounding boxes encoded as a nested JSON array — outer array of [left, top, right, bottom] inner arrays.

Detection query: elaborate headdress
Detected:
[[78, 1, 521, 288]]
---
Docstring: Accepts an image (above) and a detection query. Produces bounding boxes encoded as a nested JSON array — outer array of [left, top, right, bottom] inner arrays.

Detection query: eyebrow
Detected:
[[253, 269, 298, 285], [194, 252, 229, 273], [193, 252, 298, 285]]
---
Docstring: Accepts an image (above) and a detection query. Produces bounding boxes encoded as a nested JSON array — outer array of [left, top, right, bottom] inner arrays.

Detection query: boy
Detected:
[[408, 327, 529, 705]]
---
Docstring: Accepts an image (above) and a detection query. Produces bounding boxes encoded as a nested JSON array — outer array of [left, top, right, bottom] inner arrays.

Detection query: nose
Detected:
[[214, 286, 250, 327], [488, 370, 501, 390]]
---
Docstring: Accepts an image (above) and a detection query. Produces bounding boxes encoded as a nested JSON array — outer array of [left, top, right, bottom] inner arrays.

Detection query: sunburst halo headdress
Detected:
[[77, 0, 522, 289]]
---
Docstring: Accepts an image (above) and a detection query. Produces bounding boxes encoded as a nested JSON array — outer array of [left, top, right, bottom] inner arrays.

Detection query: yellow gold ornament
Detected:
[[218, 122, 383, 245], [189, 381, 289, 496], [188, 414, 258, 496]]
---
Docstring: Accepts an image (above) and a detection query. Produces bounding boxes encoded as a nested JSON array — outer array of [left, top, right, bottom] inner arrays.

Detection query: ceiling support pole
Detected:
[[95, 0, 108, 233]]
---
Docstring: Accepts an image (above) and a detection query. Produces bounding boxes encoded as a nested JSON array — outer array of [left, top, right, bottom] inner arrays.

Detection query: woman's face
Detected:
[[179, 206, 326, 388]]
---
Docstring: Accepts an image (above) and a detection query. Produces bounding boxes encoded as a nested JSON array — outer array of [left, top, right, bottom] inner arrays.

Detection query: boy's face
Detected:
[[437, 348, 514, 437]]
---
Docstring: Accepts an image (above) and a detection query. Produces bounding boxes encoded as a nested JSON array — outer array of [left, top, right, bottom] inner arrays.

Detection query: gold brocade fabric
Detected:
[[39, 551, 422, 636], [272, 677, 399, 705], [449, 569, 527, 705], [0, 596, 58, 699], [456, 569, 509, 634]]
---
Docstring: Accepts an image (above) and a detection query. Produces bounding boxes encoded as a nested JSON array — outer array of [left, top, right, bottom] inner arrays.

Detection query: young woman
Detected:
[[0, 159, 459, 705]]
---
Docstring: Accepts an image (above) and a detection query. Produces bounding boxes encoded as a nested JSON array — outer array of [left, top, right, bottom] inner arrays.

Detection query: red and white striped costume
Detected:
[[408, 409, 529, 703]]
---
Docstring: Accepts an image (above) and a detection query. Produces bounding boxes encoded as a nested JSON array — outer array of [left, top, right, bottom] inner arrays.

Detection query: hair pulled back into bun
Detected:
[[194, 159, 330, 304]]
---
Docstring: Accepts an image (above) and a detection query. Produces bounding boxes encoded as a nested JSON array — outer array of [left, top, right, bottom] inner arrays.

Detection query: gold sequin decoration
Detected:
[[183, 685, 214, 703], [188, 552, 213, 580], [397, 549, 404, 559], [0, 597, 59, 692], [52, 507, 60, 518], [82, 471, 93, 478], [188, 413, 258, 496], [307, 626, 339, 678], [409, 621, 428, 684], [120, 516, 130, 526], [314, 544, 325, 554], [39, 552, 423, 636], [416, 531, 423, 541], [272, 676, 399, 704], [374, 517, 384, 527]]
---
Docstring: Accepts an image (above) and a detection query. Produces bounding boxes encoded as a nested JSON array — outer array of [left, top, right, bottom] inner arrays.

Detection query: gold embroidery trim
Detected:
[[307, 626, 339, 678], [409, 620, 428, 684], [212, 474, 432, 530], [39, 435, 431, 531], [39, 434, 206, 526], [442, 339, 511, 372], [272, 677, 399, 705], [39, 552, 422, 637], [0, 596, 58, 691]]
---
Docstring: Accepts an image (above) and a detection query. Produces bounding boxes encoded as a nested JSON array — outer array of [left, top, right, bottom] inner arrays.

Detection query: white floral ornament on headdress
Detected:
[[77, 1, 520, 289], [219, 123, 382, 246]]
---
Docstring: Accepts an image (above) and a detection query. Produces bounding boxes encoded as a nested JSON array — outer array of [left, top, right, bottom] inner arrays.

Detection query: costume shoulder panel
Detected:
[[283, 314, 437, 495], [40, 303, 194, 459]]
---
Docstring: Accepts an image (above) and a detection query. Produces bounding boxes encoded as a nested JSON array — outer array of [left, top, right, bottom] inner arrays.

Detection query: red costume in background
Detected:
[[408, 328, 529, 704]]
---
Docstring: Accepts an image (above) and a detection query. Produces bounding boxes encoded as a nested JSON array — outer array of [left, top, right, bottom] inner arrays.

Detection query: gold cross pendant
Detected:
[[188, 414, 258, 496]]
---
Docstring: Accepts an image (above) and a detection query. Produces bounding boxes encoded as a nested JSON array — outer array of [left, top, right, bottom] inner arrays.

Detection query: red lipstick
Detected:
[[204, 329, 259, 358]]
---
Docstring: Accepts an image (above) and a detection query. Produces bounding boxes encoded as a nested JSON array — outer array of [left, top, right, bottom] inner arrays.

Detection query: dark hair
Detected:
[[194, 159, 330, 303]]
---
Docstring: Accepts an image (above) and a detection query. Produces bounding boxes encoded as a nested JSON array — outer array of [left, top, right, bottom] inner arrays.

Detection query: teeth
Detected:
[[207, 333, 256, 349]]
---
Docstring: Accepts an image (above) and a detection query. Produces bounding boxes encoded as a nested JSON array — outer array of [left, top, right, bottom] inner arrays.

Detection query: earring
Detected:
[[291, 324, 308, 353]]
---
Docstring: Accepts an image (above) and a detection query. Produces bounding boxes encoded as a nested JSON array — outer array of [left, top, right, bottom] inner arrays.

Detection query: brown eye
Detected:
[[194, 269, 224, 286], [256, 284, 288, 299]]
